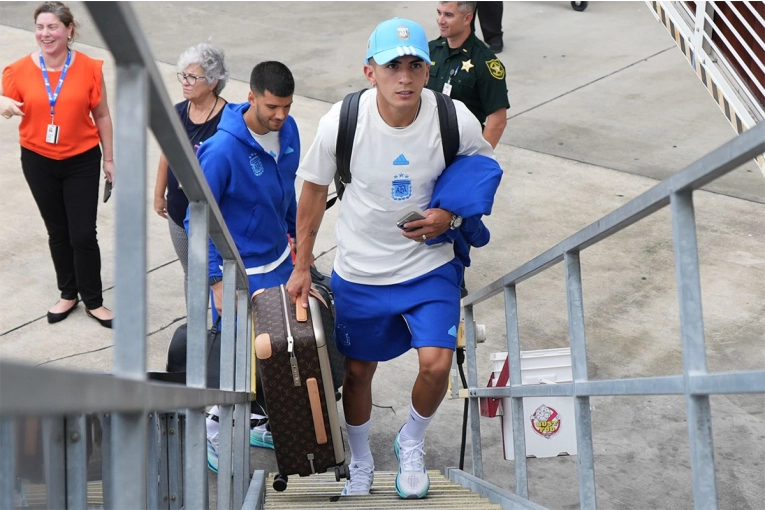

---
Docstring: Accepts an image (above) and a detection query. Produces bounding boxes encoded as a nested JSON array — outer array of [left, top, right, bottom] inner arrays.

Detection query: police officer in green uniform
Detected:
[[427, 1, 509, 148]]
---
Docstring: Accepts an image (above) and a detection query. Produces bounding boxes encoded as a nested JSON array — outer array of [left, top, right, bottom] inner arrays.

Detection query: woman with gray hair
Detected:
[[153, 43, 229, 304]]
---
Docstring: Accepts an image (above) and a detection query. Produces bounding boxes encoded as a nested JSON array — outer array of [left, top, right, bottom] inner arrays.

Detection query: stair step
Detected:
[[264, 471, 502, 509]]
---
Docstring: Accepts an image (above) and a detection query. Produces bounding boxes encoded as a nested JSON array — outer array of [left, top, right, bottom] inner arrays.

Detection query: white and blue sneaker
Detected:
[[206, 437, 219, 474], [394, 433, 430, 499], [250, 420, 274, 449], [340, 461, 375, 496]]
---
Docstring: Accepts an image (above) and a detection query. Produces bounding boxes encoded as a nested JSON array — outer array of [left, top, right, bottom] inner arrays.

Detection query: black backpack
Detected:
[[326, 89, 460, 209]]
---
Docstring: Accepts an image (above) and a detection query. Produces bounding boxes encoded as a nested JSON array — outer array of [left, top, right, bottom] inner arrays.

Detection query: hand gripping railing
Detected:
[[457, 121, 765, 509], [0, 3, 259, 509]]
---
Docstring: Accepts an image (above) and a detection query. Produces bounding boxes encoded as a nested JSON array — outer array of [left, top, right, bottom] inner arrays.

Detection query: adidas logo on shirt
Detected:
[[393, 154, 410, 166]]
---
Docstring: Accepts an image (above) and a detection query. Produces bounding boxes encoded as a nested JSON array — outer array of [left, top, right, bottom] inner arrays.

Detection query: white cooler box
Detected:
[[493, 348, 578, 460]]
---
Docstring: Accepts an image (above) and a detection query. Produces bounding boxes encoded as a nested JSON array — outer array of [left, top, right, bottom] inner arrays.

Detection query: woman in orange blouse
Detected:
[[1, 1, 115, 328]]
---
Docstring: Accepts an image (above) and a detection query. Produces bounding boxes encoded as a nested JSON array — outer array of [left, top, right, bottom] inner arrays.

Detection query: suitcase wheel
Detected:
[[273, 473, 288, 492], [334, 464, 351, 482]]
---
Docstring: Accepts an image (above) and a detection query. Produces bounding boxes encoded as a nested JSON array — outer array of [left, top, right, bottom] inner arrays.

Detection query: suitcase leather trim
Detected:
[[306, 377, 328, 444], [255, 333, 272, 360]]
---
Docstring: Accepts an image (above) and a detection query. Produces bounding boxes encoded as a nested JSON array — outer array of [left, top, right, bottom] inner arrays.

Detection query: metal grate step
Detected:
[[264, 471, 502, 509]]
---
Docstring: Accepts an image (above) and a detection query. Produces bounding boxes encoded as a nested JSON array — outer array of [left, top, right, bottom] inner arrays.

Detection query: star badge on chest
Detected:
[[461, 59, 474, 72]]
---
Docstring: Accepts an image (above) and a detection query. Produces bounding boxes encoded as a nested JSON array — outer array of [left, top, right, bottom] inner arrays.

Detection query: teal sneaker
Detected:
[[394, 432, 429, 499], [340, 461, 375, 496], [250, 419, 274, 449], [206, 437, 219, 474]]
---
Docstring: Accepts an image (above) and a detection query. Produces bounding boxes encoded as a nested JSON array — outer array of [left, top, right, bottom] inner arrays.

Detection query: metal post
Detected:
[[65, 414, 87, 509], [42, 417, 66, 509], [670, 191, 718, 509], [503, 285, 529, 499], [464, 304, 483, 478], [147, 412, 160, 509], [111, 61, 149, 510], [564, 251, 597, 509], [217, 260, 238, 509], [691, 1, 715, 58], [0, 418, 15, 510], [234, 290, 251, 507], [167, 413, 183, 510], [101, 413, 113, 510], [157, 414, 170, 510], [185, 201, 210, 509]]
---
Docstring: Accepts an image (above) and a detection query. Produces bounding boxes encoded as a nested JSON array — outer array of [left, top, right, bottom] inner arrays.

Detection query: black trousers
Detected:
[[21, 145, 105, 309], [472, 1, 504, 46]]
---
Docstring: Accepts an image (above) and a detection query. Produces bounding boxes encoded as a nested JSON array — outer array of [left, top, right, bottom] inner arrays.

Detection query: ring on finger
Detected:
[[422, 234, 427, 241]]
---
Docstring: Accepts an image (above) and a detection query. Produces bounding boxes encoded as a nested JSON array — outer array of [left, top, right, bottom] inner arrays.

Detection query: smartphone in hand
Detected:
[[103, 178, 112, 203], [395, 204, 426, 232]]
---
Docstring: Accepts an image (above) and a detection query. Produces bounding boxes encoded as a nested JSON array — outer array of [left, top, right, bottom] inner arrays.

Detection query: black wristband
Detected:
[[208, 276, 223, 286]]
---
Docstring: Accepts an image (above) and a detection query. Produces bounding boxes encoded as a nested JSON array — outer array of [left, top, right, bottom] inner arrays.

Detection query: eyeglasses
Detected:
[[176, 72, 205, 85]]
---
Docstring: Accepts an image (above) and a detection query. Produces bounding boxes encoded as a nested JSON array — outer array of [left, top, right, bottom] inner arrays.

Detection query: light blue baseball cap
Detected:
[[366, 18, 430, 65]]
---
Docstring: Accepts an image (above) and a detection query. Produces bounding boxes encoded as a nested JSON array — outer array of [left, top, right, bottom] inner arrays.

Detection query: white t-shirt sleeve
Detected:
[[296, 102, 342, 186], [454, 100, 496, 159]]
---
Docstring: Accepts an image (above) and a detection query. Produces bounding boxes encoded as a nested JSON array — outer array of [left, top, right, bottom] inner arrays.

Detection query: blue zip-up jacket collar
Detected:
[[187, 102, 300, 278], [218, 102, 297, 162]]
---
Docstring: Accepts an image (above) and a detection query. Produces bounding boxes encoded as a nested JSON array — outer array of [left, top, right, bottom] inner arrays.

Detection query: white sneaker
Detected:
[[394, 433, 430, 499], [250, 420, 274, 449], [206, 436, 219, 474], [340, 461, 375, 496]]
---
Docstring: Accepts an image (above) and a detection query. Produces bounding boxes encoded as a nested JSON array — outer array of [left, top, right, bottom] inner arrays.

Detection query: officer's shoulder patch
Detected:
[[485, 59, 505, 80]]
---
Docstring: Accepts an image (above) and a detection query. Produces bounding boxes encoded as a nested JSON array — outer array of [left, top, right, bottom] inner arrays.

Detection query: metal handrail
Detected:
[[460, 121, 765, 509], [464, 121, 765, 308], [0, 2, 256, 509]]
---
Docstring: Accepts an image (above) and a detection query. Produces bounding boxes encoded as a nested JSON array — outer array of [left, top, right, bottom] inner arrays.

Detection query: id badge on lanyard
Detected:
[[40, 50, 71, 145]]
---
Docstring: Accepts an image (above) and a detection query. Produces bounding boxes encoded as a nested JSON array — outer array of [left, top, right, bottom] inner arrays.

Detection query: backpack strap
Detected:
[[327, 89, 459, 210], [327, 89, 367, 210], [434, 91, 460, 168]]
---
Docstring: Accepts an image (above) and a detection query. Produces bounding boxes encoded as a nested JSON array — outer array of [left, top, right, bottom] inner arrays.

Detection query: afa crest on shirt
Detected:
[[485, 59, 506, 80], [391, 173, 412, 201], [249, 153, 264, 176]]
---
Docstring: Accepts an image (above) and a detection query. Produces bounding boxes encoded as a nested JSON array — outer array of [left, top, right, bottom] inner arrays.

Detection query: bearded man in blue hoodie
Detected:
[[185, 61, 300, 472]]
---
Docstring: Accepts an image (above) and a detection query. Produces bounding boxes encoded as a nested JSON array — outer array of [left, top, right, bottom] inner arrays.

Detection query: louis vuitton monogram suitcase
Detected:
[[252, 284, 349, 492]]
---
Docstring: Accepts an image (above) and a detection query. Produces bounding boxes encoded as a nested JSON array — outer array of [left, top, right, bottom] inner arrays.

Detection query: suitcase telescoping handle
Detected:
[[306, 377, 328, 444], [278, 285, 302, 386]]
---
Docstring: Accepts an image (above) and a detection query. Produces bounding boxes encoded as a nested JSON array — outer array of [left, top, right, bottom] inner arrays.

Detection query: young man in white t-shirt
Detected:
[[286, 18, 494, 499]]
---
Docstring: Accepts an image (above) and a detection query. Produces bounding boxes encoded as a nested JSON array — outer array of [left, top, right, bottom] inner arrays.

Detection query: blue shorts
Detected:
[[331, 258, 463, 362]]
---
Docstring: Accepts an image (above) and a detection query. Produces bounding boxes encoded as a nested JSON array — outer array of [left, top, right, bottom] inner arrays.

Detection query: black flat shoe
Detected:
[[86, 309, 113, 329], [47, 299, 79, 324]]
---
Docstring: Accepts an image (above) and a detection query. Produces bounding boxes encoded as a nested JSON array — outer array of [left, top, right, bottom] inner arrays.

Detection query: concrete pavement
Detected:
[[1, 2, 763, 508]]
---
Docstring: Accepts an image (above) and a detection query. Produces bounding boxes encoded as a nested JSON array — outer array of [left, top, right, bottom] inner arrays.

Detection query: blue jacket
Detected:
[[185, 102, 300, 278], [427, 154, 503, 267]]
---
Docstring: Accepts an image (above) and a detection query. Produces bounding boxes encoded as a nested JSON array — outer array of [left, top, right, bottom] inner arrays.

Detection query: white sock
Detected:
[[399, 404, 434, 444], [206, 405, 220, 442], [346, 420, 374, 466]]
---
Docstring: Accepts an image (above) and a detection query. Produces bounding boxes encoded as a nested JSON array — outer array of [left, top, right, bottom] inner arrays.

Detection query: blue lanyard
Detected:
[[39, 50, 72, 118]]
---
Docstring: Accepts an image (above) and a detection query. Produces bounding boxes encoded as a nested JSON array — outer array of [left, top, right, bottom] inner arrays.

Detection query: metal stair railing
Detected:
[[0, 2, 259, 509], [455, 121, 765, 509], [647, 1, 765, 174]]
